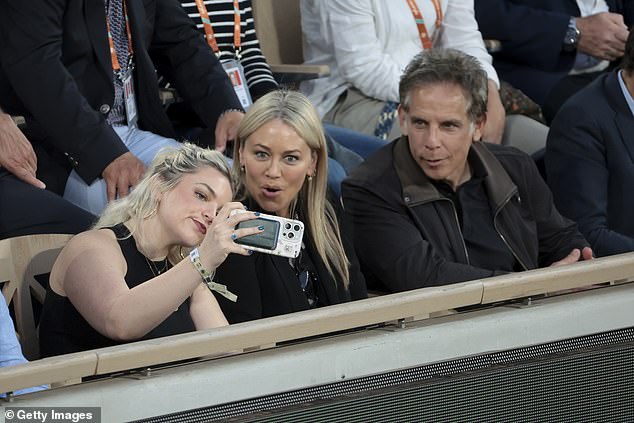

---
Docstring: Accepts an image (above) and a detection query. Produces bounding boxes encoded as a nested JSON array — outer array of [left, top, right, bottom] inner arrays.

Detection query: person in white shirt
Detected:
[[300, 0, 508, 144]]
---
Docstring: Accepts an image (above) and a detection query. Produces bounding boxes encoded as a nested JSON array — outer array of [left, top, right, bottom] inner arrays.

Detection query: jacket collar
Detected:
[[393, 137, 517, 211], [85, 0, 113, 80], [392, 136, 443, 206], [604, 70, 634, 165], [605, 70, 632, 116], [85, 0, 146, 82]]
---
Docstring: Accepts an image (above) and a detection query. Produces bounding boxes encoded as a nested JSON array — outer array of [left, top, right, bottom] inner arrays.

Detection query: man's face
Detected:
[[399, 82, 484, 190]]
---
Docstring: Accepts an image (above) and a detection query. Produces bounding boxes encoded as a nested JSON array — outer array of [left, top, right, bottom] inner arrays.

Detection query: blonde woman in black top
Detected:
[[40, 144, 261, 356], [215, 91, 367, 322]]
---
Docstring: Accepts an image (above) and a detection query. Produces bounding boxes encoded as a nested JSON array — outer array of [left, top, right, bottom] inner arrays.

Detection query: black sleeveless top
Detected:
[[39, 224, 195, 357], [215, 196, 367, 323]]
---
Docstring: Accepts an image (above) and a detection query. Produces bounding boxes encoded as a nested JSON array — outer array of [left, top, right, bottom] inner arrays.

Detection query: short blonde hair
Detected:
[[95, 143, 232, 237]]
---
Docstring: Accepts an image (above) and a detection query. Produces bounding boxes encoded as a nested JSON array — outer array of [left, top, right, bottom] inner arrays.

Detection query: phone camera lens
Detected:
[[293, 225, 301, 231], [285, 223, 291, 230], [288, 232, 295, 239]]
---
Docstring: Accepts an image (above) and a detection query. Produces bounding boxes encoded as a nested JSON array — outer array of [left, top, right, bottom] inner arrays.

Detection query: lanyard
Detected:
[[106, 0, 134, 73], [194, 0, 242, 57], [405, 0, 443, 49]]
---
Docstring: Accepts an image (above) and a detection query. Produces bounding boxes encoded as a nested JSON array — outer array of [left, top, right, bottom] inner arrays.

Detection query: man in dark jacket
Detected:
[[0, 0, 243, 214], [0, 109, 94, 239], [342, 48, 591, 293], [474, 0, 632, 123], [546, 29, 634, 257]]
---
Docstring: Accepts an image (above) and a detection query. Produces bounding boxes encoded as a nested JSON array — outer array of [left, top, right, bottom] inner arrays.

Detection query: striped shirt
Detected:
[[176, 0, 278, 99]]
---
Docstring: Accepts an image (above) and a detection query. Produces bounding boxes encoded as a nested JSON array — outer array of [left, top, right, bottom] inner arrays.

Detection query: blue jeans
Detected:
[[323, 125, 387, 197], [0, 300, 47, 396], [324, 123, 388, 160], [327, 158, 346, 198], [62, 125, 348, 210], [63, 125, 181, 214]]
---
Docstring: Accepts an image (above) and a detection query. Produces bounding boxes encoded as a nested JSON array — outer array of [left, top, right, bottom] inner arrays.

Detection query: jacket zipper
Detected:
[[439, 198, 470, 265], [493, 191, 529, 271]]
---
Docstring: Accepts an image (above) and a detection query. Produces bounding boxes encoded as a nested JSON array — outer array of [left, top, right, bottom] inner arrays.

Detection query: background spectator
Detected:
[[165, 0, 387, 192], [1, 299, 47, 397], [475, 0, 633, 123], [0, 0, 243, 215], [301, 0, 506, 143], [546, 29, 634, 257], [0, 109, 94, 239]]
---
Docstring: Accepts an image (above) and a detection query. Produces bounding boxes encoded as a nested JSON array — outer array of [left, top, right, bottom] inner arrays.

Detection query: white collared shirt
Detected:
[[571, 0, 610, 74], [576, 0, 608, 17], [300, 0, 498, 117], [617, 70, 634, 118]]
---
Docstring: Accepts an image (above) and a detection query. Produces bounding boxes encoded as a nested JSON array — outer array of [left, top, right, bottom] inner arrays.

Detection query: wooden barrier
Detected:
[[1, 252, 634, 394], [481, 252, 634, 303]]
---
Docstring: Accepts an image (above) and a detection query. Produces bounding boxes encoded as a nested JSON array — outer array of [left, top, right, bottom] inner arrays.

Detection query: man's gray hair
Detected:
[[399, 48, 488, 123]]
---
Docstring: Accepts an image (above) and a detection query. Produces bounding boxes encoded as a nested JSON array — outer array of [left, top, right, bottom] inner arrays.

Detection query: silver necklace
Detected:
[[145, 256, 169, 277]]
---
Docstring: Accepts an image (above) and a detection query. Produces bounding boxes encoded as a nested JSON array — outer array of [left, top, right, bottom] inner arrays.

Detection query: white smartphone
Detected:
[[231, 210, 304, 258]]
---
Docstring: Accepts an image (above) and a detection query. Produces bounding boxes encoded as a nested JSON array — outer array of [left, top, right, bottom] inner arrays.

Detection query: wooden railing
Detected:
[[1, 252, 634, 394]]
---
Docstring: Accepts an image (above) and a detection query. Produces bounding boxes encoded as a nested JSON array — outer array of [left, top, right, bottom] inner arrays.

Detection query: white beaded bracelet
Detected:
[[189, 248, 237, 302]]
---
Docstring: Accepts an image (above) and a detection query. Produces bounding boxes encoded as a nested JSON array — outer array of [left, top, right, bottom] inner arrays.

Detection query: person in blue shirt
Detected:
[[0, 299, 47, 397]]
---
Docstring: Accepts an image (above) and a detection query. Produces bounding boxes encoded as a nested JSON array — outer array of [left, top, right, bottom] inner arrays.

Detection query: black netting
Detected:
[[132, 327, 634, 423]]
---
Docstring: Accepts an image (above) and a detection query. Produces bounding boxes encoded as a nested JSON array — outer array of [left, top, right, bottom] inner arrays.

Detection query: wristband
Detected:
[[189, 248, 238, 302]]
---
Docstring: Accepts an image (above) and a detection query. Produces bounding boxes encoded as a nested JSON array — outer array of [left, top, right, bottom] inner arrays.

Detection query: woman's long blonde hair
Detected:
[[95, 143, 232, 259], [233, 90, 350, 287]]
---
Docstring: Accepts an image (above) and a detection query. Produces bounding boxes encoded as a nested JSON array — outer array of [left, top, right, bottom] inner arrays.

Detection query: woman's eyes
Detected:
[[195, 191, 208, 201], [253, 151, 300, 163]]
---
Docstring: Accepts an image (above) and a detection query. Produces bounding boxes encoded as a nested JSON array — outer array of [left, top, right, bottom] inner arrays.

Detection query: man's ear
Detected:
[[398, 105, 408, 136], [473, 116, 486, 142]]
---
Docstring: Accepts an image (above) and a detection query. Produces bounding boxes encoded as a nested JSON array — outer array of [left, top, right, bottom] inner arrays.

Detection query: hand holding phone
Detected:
[[231, 210, 304, 258]]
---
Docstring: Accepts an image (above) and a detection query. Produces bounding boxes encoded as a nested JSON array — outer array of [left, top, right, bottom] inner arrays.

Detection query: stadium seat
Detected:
[[252, 0, 330, 83], [0, 234, 72, 360]]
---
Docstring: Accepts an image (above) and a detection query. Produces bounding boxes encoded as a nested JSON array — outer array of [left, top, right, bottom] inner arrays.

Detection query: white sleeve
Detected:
[[325, 0, 401, 102], [438, 0, 500, 87]]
